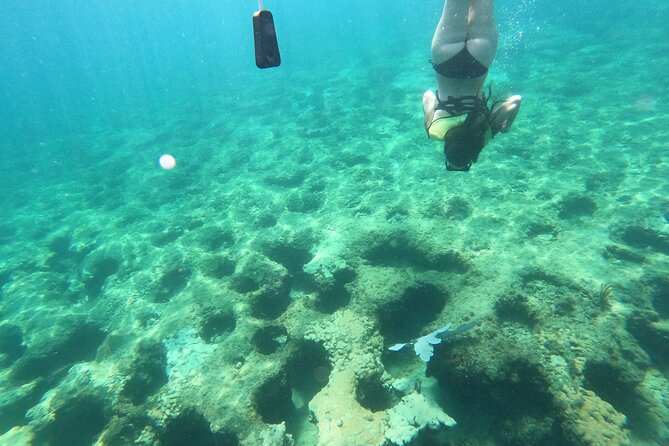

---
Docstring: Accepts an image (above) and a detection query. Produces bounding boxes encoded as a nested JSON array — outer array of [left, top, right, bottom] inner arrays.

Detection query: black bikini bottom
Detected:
[[432, 47, 488, 79]]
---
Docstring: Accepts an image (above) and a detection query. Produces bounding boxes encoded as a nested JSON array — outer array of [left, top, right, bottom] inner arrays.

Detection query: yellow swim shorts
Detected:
[[427, 114, 467, 141]]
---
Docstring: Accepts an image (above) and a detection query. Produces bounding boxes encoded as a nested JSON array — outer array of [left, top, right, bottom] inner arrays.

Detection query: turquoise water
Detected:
[[1, 1, 668, 445]]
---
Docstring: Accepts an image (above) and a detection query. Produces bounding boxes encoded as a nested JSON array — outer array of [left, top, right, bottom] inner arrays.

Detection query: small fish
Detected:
[[662, 211, 669, 224]]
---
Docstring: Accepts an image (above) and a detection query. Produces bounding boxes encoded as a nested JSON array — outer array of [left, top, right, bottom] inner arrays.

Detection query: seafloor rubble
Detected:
[[1, 212, 668, 446]]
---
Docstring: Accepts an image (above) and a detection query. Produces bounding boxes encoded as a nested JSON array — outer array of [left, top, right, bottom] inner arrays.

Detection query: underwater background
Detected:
[[1, 0, 668, 445]]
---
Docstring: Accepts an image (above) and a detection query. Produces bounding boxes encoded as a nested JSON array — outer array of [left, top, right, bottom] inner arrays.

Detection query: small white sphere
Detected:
[[159, 154, 176, 170]]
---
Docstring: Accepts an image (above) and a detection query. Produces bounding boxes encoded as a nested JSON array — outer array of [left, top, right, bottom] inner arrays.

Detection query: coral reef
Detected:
[[556, 388, 631, 446]]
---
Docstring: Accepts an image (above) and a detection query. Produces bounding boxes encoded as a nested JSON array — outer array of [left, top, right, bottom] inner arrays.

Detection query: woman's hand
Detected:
[[490, 95, 522, 134]]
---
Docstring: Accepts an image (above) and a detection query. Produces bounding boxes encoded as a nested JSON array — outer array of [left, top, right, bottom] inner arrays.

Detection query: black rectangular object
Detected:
[[253, 10, 281, 69]]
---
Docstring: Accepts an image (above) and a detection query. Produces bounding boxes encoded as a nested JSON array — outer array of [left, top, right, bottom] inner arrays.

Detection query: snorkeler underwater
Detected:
[[423, 0, 521, 171], [0, 0, 668, 445]]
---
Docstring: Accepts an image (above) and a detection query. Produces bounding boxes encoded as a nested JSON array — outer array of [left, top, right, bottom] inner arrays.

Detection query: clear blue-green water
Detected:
[[1, 1, 668, 445]]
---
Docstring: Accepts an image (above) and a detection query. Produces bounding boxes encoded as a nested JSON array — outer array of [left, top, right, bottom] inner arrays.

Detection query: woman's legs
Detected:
[[466, 0, 497, 68], [431, 0, 471, 63], [431, 0, 498, 100]]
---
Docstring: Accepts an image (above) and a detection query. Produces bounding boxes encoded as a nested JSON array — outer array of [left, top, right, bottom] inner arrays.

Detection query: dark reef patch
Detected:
[[521, 268, 569, 289], [647, 276, 669, 318], [287, 340, 331, 404], [46, 234, 94, 274], [441, 196, 472, 220], [583, 359, 650, 432], [615, 225, 669, 255], [254, 212, 278, 228], [264, 170, 307, 188], [83, 257, 120, 298], [151, 228, 184, 247], [286, 190, 323, 213], [627, 311, 669, 367], [585, 172, 616, 192], [250, 280, 291, 320], [312, 267, 355, 314], [121, 340, 168, 405], [603, 244, 646, 263], [338, 153, 370, 168], [377, 282, 448, 344], [197, 225, 236, 252], [46, 235, 72, 269], [0, 223, 16, 245], [201, 254, 236, 279], [9, 322, 107, 385], [314, 284, 352, 314], [0, 377, 51, 434], [363, 231, 468, 273], [355, 373, 395, 413], [0, 322, 26, 366], [159, 408, 239, 446], [254, 373, 296, 424], [526, 222, 559, 239], [516, 269, 590, 319], [232, 256, 292, 319], [199, 309, 236, 344], [0, 268, 11, 289], [34, 395, 108, 446], [154, 267, 190, 303], [557, 195, 597, 219], [428, 332, 563, 446], [99, 412, 152, 446], [495, 293, 541, 327], [263, 241, 312, 277], [252, 325, 288, 355], [230, 272, 261, 294]]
